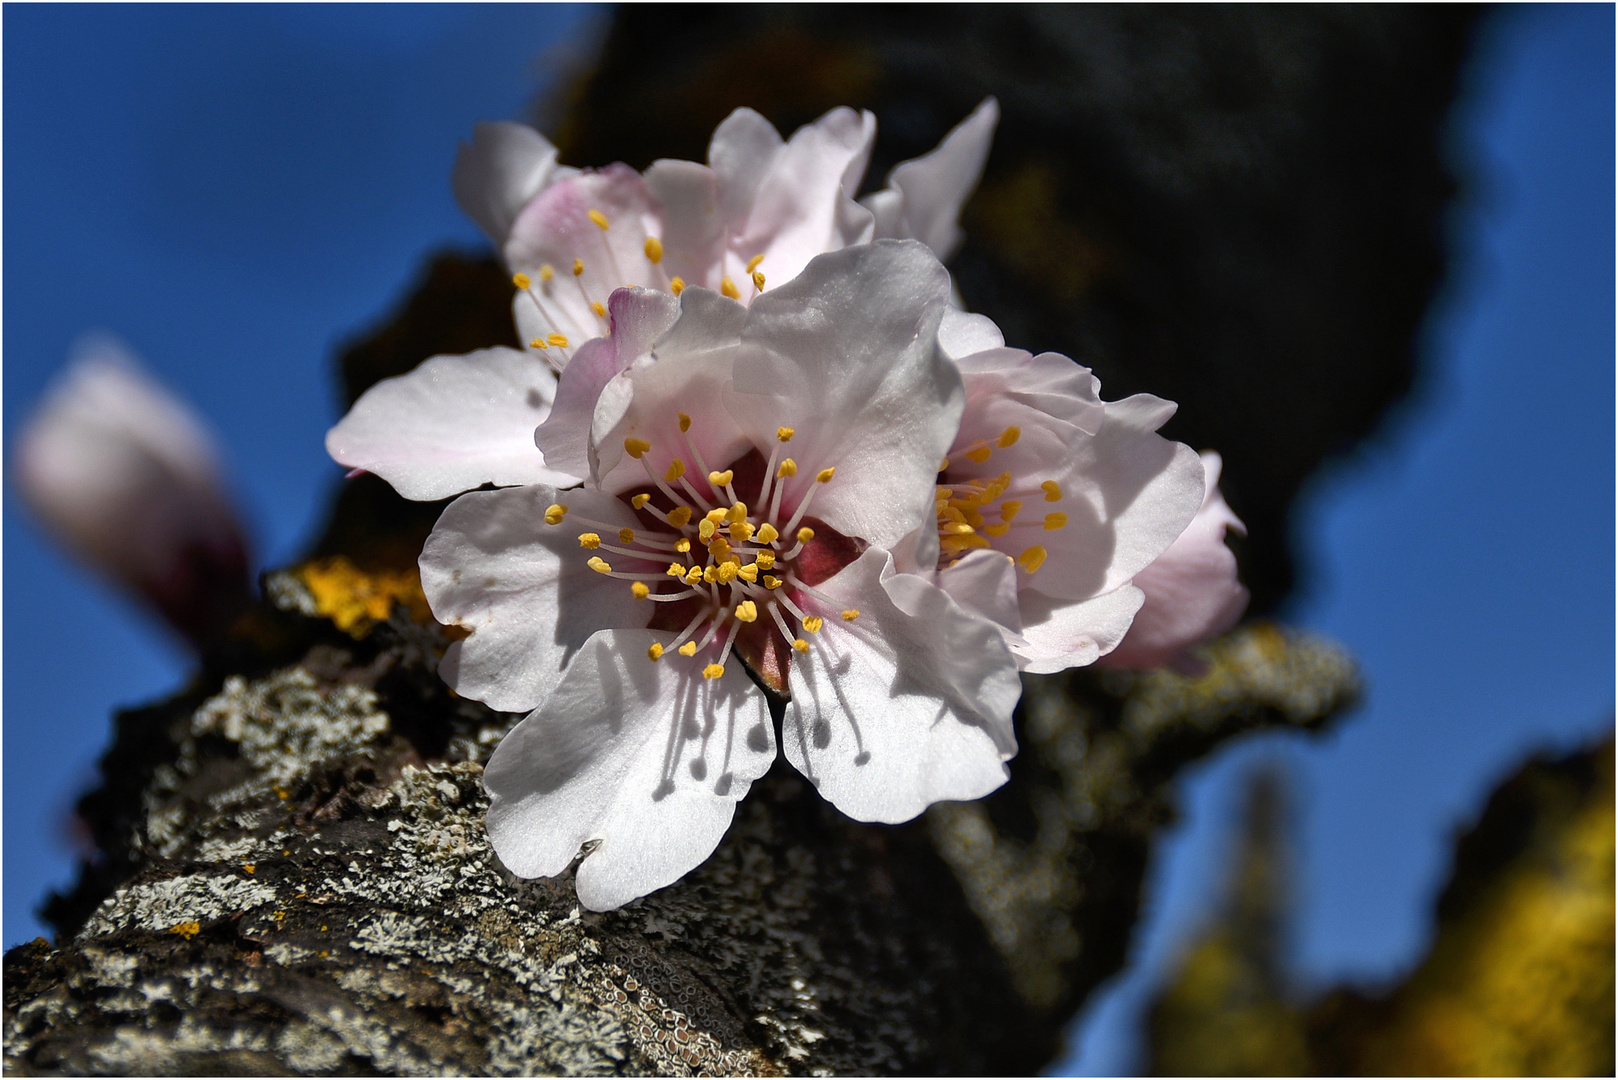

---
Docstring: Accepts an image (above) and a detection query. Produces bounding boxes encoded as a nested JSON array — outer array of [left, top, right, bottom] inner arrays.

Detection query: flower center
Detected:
[[935, 426, 1066, 573], [510, 206, 768, 370], [543, 421, 863, 695]]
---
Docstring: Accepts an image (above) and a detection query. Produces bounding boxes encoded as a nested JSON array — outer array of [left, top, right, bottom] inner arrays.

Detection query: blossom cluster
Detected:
[[326, 102, 1248, 910]]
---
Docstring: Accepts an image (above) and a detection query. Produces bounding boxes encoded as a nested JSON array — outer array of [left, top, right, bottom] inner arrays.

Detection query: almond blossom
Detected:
[[421, 242, 1025, 910], [329, 101, 1000, 499], [1098, 451, 1250, 673], [14, 336, 252, 646]]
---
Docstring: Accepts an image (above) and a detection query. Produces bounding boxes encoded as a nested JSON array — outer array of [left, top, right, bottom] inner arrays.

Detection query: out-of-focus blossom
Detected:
[[452, 99, 998, 370], [14, 337, 251, 646], [917, 309, 1208, 672], [423, 242, 1024, 910], [1099, 451, 1249, 673]]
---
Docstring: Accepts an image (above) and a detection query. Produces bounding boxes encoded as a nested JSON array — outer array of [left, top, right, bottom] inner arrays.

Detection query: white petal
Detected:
[[937, 306, 1005, 360], [534, 288, 682, 481], [325, 347, 573, 501], [643, 157, 726, 289], [867, 97, 999, 261], [783, 549, 1019, 824], [707, 108, 786, 226], [419, 485, 652, 713], [1015, 585, 1145, 674], [731, 241, 961, 548], [452, 121, 566, 247], [484, 629, 774, 911], [935, 548, 1023, 634]]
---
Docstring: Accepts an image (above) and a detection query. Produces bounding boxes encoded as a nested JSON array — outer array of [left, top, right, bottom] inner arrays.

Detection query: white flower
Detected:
[[421, 242, 1024, 910], [915, 309, 1209, 673], [454, 99, 999, 371], [1098, 451, 1249, 673], [328, 100, 1001, 500], [13, 336, 251, 644]]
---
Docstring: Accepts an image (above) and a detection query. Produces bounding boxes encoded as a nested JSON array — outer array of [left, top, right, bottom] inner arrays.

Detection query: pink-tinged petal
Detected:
[[14, 338, 250, 645], [644, 157, 726, 289], [724, 107, 877, 287], [420, 485, 653, 713], [589, 288, 751, 494], [731, 241, 961, 548], [484, 629, 774, 911], [707, 107, 785, 226], [1101, 452, 1250, 671], [1015, 585, 1145, 674], [954, 347, 1105, 436], [452, 121, 572, 247], [937, 307, 1005, 360], [325, 347, 573, 501], [866, 97, 999, 261], [535, 288, 682, 480], [783, 549, 1019, 824], [506, 165, 665, 349]]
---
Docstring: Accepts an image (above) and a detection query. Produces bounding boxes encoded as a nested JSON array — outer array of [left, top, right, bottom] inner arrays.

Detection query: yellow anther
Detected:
[[665, 458, 687, 482], [776, 458, 797, 479], [998, 426, 1021, 448], [983, 523, 1010, 537], [735, 600, 758, 623], [708, 469, 735, 488], [841, 609, 860, 621], [777, 426, 795, 442], [720, 276, 741, 299], [547, 333, 570, 349], [512, 272, 531, 290], [941, 522, 976, 535], [644, 236, 664, 263], [587, 556, 612, 575], [1001, 500, 1023, 521], [714, 562, 739, 585], [670, 276, 686, 295], [678, 412, 692, 432], [592, 301, 607, 317], [737, 563, 759, 582], [705, 507, 729, 524], [678, 641, 698, 657], [698, 519, 717, 542], [816, 467, 836, 483], [631, 582, 650, 599], [544, 503, 568, 525], [668, 506, 693, 528], [763, 575, 782, 589], [573, 258, 585, 276], [802, 616, 824, 634], [529, 338, 547, 349], [939, 506, 967, 524], [667, 563, 686, 577], [792, 638, 808, 653], [684, 566, 704, 586], [965, 445, 993, 464], [587, 208, 610, 230], [619, 528, 636, 545], [702, 565, 717, 584], [631, 493, 651, 509], [1041, 480, 1063, 502], [624, 437, 651, 459], [746, 254, 765, 273], [539, 264, 555, 282], [702, 663, 725, 680], [752, 270, 766, 291], [726, 502, 748, 524], [648, 642, 664, 661], [753, 550, 776, 570], [729, 520, 755, 543], [1044, 512, 1068, 531], [796, 527, 815, 543], [756, 523, 780, 544], [939, 457, 951, 472], [709, 537, 732, 558], [578, 532, 602, 549], [674, 538, 691, 553], [1017, 546, 1048, 573], [942, 534, 992, 554]]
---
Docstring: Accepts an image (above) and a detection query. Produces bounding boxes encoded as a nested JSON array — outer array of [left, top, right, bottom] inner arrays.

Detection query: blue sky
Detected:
[[4, 8, 1612, 1075]]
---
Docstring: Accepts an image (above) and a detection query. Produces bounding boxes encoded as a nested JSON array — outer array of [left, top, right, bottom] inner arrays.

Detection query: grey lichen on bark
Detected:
[[4, 563, 1356, 1075]]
